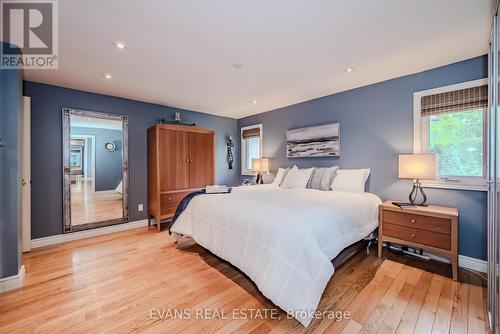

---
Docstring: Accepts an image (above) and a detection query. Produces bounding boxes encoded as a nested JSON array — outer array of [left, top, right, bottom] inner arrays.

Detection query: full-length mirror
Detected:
[[63, 108, 129, 232]]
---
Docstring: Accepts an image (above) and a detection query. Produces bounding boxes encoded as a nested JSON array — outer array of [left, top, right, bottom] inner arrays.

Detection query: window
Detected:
[[414, 79, 488, 191], [241, 124, 262, 175]]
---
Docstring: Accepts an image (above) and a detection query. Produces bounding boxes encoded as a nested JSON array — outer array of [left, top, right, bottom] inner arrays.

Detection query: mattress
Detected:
[[171, 184, 381, 326]]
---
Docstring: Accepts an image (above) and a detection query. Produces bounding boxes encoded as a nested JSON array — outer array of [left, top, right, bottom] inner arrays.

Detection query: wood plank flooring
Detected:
[[0, 227, 487, 333], [71, 179, 123, 226]]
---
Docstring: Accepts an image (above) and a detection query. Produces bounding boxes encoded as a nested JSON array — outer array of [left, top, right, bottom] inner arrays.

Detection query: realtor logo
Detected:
[[1, 0, 58, 69]]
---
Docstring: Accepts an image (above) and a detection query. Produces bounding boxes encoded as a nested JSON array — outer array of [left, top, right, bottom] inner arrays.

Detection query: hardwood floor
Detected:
[[71, 179, 123, 226], [0, 227, 487, 333]]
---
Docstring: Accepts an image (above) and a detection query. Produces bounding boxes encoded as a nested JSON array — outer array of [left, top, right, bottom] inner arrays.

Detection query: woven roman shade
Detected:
[[242, 127, 260, 139], [421, 85, 488, 116]]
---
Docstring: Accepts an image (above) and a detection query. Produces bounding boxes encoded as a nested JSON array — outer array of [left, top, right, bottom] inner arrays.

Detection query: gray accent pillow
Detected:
[[307, 166, 339, 191]]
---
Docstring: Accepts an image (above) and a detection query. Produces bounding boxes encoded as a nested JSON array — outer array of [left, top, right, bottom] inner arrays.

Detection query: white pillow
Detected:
[[280, 166, 314, 189], [272, 168, 289, 186], [331, 169, 370, 193]]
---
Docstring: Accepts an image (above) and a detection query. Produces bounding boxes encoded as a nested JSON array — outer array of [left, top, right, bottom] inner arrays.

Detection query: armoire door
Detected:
[[159, 129, 189, 191], [188, 132, 214, 189]]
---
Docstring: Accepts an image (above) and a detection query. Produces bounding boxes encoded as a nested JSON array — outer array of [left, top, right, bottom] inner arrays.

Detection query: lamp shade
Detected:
[[398, 154, 437, 179], [252, 158, 269, 172]]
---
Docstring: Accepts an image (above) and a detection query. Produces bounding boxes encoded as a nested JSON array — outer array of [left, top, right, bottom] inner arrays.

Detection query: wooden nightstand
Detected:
[[378, 201, 459, 281]]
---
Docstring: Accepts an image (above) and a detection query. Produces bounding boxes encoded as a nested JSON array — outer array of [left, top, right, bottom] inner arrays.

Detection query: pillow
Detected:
[[280, 166, 314, 189], [331, 169, 370, 193], [272, 168, 289, 186], [307, 166, 339, 191]]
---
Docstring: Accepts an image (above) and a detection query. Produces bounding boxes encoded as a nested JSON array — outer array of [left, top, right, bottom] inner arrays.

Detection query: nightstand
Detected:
[[378, 201, 459, 281]]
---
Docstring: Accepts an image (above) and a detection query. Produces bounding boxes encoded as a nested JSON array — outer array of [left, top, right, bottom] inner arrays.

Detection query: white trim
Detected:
[[21, 96, 31, 253], [240, 123, 263, 176], [0, 265, 25, 292], [94, 189, 119, 194], [459, 255, 487, 273], [31, 219, 148, 249], [424, 252, 487, 273], [384, 243, 487, 273], [417, 179, 489, 192], [413, 78, 489, 191]]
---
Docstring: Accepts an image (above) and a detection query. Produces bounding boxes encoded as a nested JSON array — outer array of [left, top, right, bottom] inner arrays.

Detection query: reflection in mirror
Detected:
[[63, 109, 129, 232]]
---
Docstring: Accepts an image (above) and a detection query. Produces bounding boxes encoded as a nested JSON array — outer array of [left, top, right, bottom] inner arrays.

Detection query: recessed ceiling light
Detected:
[[345, 67, 354, 73], [232, 62, 243, 69], [253, 100, 257, 104], [103, 74, 112, 79], [114, 41, 127, 50]]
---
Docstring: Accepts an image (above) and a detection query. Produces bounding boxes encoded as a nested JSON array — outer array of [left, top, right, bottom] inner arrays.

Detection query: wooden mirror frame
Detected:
[[62, 108, 129, 233]]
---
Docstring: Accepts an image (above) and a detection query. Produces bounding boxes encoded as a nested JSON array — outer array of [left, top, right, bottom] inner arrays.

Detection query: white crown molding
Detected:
[[31, 219, 148, 249], [0, 265, 25, 293]]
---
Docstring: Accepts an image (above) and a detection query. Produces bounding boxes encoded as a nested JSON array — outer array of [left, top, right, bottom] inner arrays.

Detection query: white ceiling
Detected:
[[71, 115, 122, 130], [24, 0, 493, 119]]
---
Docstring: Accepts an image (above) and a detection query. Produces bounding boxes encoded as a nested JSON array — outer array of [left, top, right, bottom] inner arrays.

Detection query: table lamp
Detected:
[[252, 158, 269, 184], [398, 154, 437, 206]]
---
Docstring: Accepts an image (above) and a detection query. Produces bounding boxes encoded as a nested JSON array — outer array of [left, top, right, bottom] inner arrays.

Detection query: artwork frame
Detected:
[[286, 122, 340, 158]]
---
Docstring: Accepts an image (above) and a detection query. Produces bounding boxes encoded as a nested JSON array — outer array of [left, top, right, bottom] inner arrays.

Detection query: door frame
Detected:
[[21, 96, 31, 252], [62, 108, 129, 233], [71, 134, 96, 192]]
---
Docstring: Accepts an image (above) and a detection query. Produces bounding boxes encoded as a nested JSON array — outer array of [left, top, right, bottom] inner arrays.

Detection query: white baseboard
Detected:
[[424, 252, 488, 273], [459, 255, 487, 273], [31, 219, 149, 249], [94, 190, 119, 194], [384, 244, 487, 273], [0, 265, 25, 292], [425, 252, 487, 273], [418, 252, 488, 273]]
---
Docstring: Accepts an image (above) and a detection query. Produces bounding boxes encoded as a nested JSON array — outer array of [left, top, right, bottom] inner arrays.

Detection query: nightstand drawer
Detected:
[[383, 210, 451, 234], [383, 223, 451, 250]]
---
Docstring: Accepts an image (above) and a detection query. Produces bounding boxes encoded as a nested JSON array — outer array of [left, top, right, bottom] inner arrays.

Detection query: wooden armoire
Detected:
[[147, 124, 215, 231]]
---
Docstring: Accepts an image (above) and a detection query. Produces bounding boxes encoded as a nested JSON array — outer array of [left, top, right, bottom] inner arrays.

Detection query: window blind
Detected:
[[421, 84, 487, 116], [242, 127, 260, 139]]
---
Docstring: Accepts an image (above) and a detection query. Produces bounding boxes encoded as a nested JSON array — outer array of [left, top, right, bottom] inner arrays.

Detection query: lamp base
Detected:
[[409, 179, 427, 206], [256, 172, 264, 184]]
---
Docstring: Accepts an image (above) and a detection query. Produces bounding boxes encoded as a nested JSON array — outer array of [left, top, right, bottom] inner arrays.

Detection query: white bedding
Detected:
[[170, 184, 381, 326]]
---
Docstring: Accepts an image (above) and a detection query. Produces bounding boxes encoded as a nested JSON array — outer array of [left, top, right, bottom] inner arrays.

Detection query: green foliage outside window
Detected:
[[429, 109, 483, 177]]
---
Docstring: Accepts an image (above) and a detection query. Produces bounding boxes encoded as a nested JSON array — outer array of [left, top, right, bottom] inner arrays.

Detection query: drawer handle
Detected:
[[411, 219, 415, 223], [168, 197, 171, 201], [411, 233, 415, 238]]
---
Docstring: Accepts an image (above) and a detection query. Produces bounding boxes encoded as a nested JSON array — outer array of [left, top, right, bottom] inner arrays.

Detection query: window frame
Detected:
[[413, 78, 488, 191], [241, 124, 263, 176]]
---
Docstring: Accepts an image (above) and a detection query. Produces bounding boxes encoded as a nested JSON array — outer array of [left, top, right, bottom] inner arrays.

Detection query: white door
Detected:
[[21, 96, 31, 253]]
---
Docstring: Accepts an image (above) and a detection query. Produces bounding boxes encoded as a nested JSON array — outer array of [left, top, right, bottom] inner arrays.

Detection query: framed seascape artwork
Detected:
[[286, 122, 340, 158]]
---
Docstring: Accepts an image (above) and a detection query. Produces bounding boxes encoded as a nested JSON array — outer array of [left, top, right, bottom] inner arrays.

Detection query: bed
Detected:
[[170, 184, 381, 326]]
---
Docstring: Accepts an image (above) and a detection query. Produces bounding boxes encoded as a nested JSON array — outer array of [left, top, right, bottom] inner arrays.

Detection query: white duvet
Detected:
[[171, 184, 381, 326]]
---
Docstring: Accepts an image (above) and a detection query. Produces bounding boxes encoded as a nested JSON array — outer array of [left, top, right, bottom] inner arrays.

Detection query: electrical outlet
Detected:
[[138, 204, 143, 212]]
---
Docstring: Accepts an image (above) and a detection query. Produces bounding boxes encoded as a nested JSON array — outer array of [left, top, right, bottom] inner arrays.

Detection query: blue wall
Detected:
[[25, 81, 240, 239], [72, 127, 123, 191], [0, 43, 22, 278], [239, 55, 488, 260]]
